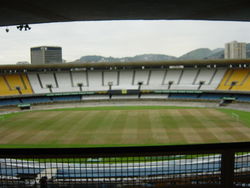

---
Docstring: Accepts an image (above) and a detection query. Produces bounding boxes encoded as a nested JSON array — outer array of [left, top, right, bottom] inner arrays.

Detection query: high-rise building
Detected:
[[224, 41, 246, 59], [31, 46, 62, 64]]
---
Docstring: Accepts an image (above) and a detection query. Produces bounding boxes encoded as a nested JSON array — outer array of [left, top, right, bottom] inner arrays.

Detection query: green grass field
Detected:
[[0, 106, 250, 148]]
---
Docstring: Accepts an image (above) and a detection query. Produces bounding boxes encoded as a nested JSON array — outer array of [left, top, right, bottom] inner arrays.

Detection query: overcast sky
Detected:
[[0, 20, 250, 64]]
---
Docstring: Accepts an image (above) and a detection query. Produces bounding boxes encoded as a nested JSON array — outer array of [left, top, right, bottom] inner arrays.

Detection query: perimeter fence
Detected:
[[0, 142, 249, 187]]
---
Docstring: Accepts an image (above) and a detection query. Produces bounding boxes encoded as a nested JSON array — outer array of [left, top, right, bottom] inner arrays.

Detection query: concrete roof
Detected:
[[0, 59, 249, 71], [1, 0, 250, 27]]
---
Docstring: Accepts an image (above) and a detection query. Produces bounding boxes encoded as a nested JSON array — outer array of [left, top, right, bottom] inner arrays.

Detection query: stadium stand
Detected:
[[28, 73, 50, 93], [168, 93, 199, 99], [25, 68, 228, 93], [103, 71, 118, 86], [115, 70, 137, 90], [163, 69, 182, 86], [0, 74, 33, 96], [140, 94, 167, 99], [145, 70, 166, 89], [0, 99, 21, 106], [235, 94, 250, 102], [88, 71, 108, 91], [202, 69, 227, 90], [71, 71, 88, 88], [133, 70, 150, 86], [217, 69, 250, 91], [2, 63, 250, 106], [21, 97, 52, 104], [81, 95, 109, 100], [52, 96, 81, 102], [199, 93, 224, 100], [54, 72, 78, 93]]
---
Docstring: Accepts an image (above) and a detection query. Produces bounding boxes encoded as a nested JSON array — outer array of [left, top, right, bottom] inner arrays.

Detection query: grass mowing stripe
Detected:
[[121, 111, 139, 144], [79, 111, 110, 144], [41, 106, 201, 112], [70, 111, 100, 144], [215, 109, 250, 141], [159, 110, 186, 144], [195, 109, 236, 142], [204, 109, 246, 141], [11, 111, 68, 143], [0, 107, 249, 148], [33, 111, 79, 145], [0, 112, 23, 121], [176, 109, 203, 144], [0, 112, 41, 143], [106, 110, 128, 144], [87, 110, 118, 145], [52, 111, 90, 144], [136, 110, 154, 145], [219, 108, 250, 128], [148, 110, 169, 143], [183, 109, 219, 143]]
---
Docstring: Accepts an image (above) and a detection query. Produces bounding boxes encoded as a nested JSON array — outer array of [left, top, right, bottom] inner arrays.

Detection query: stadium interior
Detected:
[[1, 0, 250, 188], [1, 60, 250, 106]]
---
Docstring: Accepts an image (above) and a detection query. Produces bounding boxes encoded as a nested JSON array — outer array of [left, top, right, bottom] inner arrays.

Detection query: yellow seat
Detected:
[[217, 69, 250, 91], [0, 74, 33, 96]]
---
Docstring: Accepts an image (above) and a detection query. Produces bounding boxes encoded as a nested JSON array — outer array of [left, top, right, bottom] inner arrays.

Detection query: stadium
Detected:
[[0, 59, 250, 187], [1, 0, 250, 187]]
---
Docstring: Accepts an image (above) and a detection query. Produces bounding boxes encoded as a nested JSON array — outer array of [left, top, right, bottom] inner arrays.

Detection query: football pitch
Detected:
[[0, 106, 250, 148]]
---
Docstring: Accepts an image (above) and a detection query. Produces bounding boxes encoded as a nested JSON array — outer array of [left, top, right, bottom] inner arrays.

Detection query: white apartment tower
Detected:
[[224, 41, 246, 59]]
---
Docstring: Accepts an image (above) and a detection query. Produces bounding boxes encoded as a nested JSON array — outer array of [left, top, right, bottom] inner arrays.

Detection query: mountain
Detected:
[[205, 48, 224, 59], [73, 44, 250, 63], [178, 48, 213, 60], [75, 54, 176, 63], [75, 55, 119, 63], [121, 54, 176, 62]]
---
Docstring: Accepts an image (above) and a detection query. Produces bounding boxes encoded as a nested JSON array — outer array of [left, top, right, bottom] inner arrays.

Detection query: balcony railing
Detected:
[[0, 142, 249, 187]]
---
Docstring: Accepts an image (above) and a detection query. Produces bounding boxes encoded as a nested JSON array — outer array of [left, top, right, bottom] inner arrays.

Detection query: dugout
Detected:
[[219, 97, 236, 106], [18, 104, 31, 110]]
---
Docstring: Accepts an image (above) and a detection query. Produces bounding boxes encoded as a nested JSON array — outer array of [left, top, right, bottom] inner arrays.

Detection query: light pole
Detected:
[[46, 84, 53, 93], [168, 81, 173, 90], [198, 81, 205, 90], [77, 83, 83, 92], [15, 86, 22, 95], [108, 82, 113, 99], [138, 82, 143, 98], [229, 81, 237, 90]]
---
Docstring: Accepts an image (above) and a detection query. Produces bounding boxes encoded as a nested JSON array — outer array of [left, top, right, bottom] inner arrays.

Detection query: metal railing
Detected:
[[0, 142, 250, 187]]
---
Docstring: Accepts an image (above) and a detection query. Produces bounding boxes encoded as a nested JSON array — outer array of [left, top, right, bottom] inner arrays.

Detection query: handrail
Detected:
[[0, 142, 249, 188], [0, 142, 249, 158]]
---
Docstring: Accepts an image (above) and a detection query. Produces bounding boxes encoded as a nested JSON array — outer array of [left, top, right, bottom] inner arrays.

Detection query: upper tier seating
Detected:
[[24, 68, 229, 94], [0, 74, 33, 96], [197, 69, 226, 90], [217, 69, 250, 91], [0, 68, 249, 97]]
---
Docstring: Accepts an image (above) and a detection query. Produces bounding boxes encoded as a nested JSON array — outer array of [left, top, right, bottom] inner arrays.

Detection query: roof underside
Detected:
[[1, 0, 250, 27], [0, 59, 250, 71]]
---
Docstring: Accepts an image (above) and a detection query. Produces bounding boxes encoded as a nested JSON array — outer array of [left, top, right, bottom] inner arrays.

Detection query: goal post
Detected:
[[231, 112, 239, 122]]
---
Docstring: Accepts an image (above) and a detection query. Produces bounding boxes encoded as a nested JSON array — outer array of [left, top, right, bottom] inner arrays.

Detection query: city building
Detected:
[[31, 46, 62, 64], [224, 41, 246, 59], [16, 61, 29, 65]]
